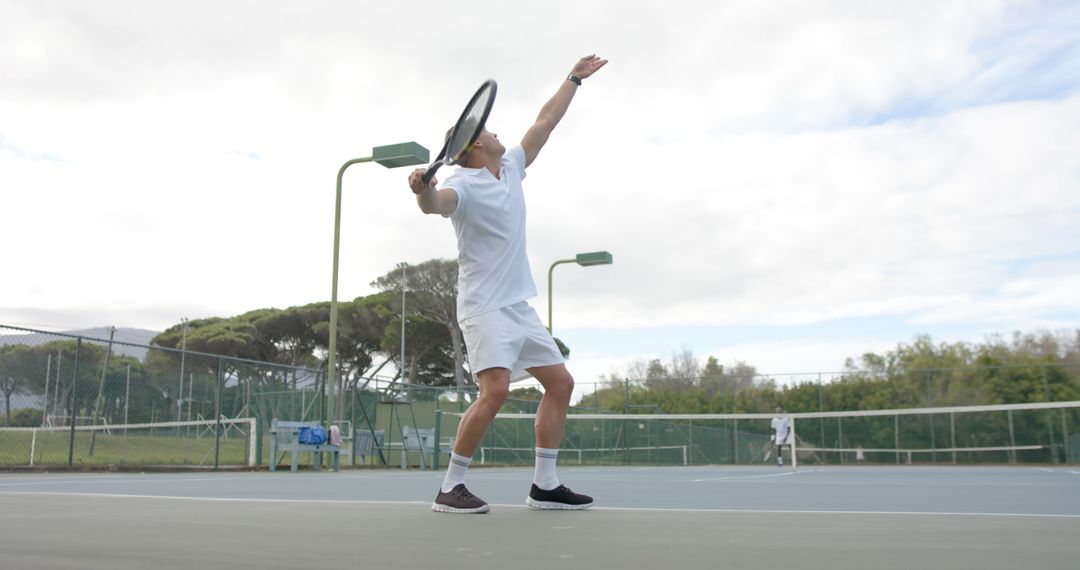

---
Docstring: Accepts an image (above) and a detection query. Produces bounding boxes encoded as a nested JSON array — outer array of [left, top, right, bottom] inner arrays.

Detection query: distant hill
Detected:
[[0, 327, 162, 360]]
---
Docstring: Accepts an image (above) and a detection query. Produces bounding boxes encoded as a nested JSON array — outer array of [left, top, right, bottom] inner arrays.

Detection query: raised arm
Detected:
[[521, 54, 608, 168]]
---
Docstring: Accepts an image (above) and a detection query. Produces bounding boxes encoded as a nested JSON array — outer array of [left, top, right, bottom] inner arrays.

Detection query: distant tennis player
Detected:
[[771, 406, 792, 467], [408, 55, 608, 514]]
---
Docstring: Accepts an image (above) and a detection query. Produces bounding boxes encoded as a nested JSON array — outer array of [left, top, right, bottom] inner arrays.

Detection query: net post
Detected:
[[1061, 409, 1070, 464], [247, 418, 257, 467], [894, 414, 900, 465], [688, 419, 693, 465], [733, 418, 739, 464], [950, 412, 957, 464], [1008, 410, 1017, 465], [791, 417, 798, 471], [837, 417, 843, 464]]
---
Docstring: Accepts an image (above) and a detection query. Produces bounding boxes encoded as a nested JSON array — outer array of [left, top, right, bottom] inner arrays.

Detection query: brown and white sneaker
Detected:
[[432, 484, 490, 514]]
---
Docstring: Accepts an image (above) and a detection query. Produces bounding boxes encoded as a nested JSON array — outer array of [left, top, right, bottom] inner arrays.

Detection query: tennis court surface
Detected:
[[1, 465, 1077, 569]]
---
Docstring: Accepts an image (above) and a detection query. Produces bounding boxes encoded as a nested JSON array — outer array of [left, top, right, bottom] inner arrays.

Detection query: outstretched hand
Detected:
[[571, 54, 608, 80]]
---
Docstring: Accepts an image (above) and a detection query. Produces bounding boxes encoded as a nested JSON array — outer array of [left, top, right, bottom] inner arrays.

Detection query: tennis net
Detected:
[[437, 401, 1078, 467], [0, 418, 256, 468]]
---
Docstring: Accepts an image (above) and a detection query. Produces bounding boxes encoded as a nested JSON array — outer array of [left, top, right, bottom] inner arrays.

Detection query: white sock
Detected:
[[441, 452, 471, 493], [533, 447, 561, 490]]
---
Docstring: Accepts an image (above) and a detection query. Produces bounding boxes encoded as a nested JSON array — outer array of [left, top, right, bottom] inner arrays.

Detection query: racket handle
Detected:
[[421, 161, 444, 185]]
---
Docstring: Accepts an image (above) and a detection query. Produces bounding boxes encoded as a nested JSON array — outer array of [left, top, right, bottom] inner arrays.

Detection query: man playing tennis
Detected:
[[408, 54, 607, 514], [771, 406, 792, 467]]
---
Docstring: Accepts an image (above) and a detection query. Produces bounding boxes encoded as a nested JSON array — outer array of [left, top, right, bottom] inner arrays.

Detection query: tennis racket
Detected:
[[421, 79, 497, 184]]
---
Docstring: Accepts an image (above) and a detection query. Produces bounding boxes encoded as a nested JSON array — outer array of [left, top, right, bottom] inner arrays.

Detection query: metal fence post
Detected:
[[433, 409, 442, 471], [214, 357, 223, 469], [67, 338, 82, 467]]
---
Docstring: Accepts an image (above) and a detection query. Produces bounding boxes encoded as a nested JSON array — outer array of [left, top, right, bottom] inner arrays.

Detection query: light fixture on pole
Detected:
[[328, 142, 428, 430], [547, 250, 613, 334]]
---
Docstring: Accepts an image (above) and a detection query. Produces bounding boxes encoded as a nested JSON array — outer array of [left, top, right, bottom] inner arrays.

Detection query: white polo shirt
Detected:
[[443, 145, 537, 322], [771, 415, 793, 445]]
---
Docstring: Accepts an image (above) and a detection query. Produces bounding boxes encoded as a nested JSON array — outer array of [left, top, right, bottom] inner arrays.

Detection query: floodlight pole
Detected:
[[547, 258, 576, 333], [546, 251, 613, 334], [327, 143, 428, 431], [399, 262, 407, 385], [328, 157, 372, 428]]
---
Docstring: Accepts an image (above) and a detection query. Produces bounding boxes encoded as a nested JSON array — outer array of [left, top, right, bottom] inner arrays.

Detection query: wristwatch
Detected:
[[567, 74, 582, 86]]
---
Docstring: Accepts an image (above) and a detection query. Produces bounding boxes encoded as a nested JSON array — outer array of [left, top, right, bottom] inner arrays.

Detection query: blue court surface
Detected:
[[1, 465, 1077, 569]]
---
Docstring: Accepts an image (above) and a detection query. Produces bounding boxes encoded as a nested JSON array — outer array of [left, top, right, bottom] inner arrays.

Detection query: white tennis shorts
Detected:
[[460, 301, 565, 383]]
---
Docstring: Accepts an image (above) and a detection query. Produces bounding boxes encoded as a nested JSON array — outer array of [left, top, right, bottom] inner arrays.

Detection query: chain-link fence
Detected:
[[3, 324, 1077, 469], [0, 324, 481, 469], [0, 325, 300, 468]]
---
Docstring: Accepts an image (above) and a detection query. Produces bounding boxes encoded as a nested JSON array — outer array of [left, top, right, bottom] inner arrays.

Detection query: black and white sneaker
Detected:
[[526, 484, 593, 510], [432, 484, 490, 514]]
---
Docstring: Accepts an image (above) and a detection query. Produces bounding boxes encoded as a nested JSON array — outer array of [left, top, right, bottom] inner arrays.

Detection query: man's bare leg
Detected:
[[452, 367, 510, 456], [524, 364, 592, 509], [432, 368, 510, 514], [528, 363, 574, 448]]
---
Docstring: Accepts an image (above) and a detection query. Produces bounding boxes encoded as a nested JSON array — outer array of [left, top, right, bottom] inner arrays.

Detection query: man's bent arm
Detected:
[[409, 168, 458, 216]]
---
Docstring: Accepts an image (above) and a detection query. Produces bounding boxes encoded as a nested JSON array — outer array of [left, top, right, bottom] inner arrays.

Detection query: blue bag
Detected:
[[298, 425, 328, 445]]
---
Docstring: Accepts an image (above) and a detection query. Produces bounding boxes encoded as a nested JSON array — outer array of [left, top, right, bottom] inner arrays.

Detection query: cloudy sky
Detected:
[[2, 0, 1078, 388]]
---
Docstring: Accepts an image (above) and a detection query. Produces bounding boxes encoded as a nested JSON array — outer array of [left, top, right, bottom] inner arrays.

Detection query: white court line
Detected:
[[590, 505, 1080, 519], [2, 491, 1077, 519], [0, 491, 432, 506], [691, 469, 815, 482], [0, 475, 271, 488]]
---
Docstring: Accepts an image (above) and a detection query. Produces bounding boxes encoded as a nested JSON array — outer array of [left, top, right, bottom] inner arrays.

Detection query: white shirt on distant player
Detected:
[[771, 415, 793, 445]]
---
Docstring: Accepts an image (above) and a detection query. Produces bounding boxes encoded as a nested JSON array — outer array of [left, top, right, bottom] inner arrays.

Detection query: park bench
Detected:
[[268, 420, 341, 472], [400, 425, 454, 469], [352, 428, 385, 465]]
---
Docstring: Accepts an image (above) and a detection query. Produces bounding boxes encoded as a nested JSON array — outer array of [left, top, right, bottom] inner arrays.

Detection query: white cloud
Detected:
[[533, 97, 1080, 332], [1, 0, 1077, 379]]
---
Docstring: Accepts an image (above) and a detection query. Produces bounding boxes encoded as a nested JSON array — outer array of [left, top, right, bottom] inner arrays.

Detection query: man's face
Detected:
[[475, 128, 505, 157]]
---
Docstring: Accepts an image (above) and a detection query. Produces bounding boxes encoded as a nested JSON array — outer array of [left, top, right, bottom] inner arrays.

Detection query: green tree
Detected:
[[372, 259, 470, 391], [0, 345, 40, 423], [334, 294, 395, 387]]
